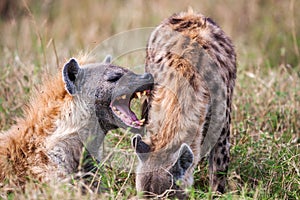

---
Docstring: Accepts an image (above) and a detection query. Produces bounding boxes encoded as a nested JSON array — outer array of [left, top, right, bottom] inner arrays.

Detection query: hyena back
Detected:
[[132, 10, 236, 197]]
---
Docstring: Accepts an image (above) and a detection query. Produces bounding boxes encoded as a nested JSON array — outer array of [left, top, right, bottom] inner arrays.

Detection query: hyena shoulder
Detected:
[[133, 10, 237, 198]]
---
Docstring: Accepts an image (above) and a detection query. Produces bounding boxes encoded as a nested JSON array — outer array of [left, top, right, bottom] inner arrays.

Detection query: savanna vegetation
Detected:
[[0, 0, 299, 199]]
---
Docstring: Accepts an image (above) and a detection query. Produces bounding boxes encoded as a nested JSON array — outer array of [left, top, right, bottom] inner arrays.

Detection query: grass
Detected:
[[0, 0, 299, 199]]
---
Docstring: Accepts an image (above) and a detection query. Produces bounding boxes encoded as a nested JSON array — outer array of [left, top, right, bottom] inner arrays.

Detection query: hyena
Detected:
[[0, 56, 153, 187], [131, 10, 236, 198]]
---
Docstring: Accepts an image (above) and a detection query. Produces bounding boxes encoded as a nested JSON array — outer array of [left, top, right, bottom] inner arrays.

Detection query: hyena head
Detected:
[[132, 134, 194, 198], [62, 56, 154, 133]]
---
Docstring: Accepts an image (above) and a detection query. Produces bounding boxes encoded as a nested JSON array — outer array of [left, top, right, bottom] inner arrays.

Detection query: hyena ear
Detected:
[[103, 55, 112, 64], [132, 134, 151, 162], [62, 58, 81, 95], [170, 143, 194, 180]]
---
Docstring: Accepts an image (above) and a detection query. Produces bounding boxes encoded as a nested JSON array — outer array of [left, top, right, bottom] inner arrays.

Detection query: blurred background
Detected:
[[0, 0, 299, 199], [1, 0, 299, 67]]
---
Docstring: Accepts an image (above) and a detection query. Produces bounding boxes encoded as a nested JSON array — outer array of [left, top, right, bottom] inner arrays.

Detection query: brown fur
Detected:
[[133, 9, 236, 197], [0, 56, 144, 187], [0, 73, 71, 186]]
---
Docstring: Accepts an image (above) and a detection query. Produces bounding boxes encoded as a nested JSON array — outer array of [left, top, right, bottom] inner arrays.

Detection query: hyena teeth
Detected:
[[121, 95, 126, 99], [136, 92, 142, 99], [0, 57, 149, 186], [139, 118, 145, 123], [132, 121, 137, 125], [142, 91, 147, 96]]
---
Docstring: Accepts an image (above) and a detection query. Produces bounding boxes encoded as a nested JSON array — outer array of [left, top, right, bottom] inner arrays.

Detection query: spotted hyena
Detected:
[[0, 56, 153, 187], [131, 10, 236, 198]]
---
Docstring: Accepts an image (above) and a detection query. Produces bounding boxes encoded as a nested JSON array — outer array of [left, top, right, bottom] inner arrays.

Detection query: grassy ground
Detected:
[[0, 0, 299, 199]]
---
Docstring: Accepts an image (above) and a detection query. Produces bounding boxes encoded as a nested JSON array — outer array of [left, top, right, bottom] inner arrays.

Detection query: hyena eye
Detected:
[[104, 71, 123, 82]]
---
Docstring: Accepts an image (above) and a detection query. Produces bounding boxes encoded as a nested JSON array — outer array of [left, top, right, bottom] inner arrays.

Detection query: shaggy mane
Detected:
[[0, 67, 72, 186]]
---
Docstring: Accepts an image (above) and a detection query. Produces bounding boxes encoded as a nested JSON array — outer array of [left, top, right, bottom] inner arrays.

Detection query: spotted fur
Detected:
[[133, 10, 236, 197]]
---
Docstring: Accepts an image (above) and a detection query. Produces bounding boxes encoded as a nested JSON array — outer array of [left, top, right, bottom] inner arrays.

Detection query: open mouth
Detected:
[[110, 86, 152, 129]]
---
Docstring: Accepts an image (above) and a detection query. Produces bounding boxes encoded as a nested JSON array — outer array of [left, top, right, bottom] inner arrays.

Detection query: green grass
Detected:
[[0, 0, 299, 199]]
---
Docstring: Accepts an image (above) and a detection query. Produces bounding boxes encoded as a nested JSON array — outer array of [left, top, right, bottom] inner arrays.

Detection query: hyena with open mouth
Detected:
[[131, 10, 237, 198], [0, 56, 153, 187]]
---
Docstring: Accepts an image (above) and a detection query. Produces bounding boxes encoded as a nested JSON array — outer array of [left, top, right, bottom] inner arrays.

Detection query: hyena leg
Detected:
[[208, 127, 230, 193]]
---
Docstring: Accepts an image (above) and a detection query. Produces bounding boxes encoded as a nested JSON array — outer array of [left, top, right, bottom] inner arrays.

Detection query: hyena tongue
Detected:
[[111, 98, 139, 124]]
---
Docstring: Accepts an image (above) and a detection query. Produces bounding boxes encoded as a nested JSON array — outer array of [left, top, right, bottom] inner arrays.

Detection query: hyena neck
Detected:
[[146, 73, 209, 160], [15, 74, 73, 137], [46, 93, 103, 174]]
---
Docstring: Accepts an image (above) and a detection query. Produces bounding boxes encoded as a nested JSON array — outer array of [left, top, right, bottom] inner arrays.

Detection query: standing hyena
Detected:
[[131, 10, 236, 198], [0, 56, 153, 187]]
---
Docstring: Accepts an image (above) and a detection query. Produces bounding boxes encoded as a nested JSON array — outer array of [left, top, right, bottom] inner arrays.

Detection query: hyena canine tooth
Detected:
[[132, 10, 236, 198], [0, 56, 153, 187]]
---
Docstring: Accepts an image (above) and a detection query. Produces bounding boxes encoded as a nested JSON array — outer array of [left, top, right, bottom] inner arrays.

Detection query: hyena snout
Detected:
[[132, 134, 194, 198]]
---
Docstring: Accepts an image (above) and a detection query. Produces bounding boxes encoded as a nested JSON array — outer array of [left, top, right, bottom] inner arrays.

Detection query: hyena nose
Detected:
[[141, 73, 153, 80]]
